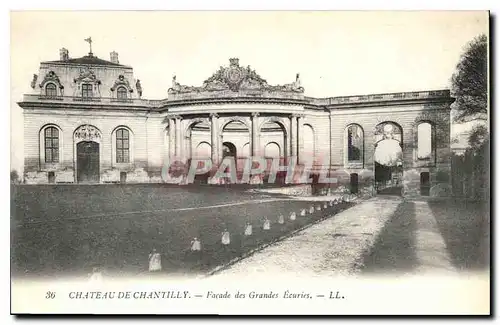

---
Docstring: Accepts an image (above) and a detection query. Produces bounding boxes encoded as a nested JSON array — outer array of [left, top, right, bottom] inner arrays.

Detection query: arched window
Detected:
[[303, 124, 315, 158], [45, 83, 57, 97], [417, 122, 433, 159], [82, 83, 93, 98], [347, 124, 364, 162], [117, 86, 128, 100], [44, 126, 59, 163], [116, 128, 130, 163]]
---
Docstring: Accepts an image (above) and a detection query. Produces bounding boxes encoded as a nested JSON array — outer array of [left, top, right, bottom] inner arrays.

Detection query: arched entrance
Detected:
[[74, 124, 102, 183], [261, 120, 287, 165], [222, 120, 250, 178], [374, 122, 403, 195], [222, 141, 237, 159], [186, 120, 211, 161]]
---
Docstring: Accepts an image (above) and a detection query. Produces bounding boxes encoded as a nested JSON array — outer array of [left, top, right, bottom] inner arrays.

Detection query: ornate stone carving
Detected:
[[110, 74, 133, 93], [169, 75, 201, 94], [74, 66, 101, 85], [39, 70, 64, 90], [73, 66, 101, 97], [74, 125, 102, 142], [168, 58, 305, 94], [30, 74, 38, 89]]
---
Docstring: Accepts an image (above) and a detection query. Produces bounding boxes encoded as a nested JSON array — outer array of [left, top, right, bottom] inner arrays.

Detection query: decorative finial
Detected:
[[84, 37, 93, 56], [229, 58, 239, 66]]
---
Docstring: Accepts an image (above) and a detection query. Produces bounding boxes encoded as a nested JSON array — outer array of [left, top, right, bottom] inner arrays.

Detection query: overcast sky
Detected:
[[10, 11, 488, 172]]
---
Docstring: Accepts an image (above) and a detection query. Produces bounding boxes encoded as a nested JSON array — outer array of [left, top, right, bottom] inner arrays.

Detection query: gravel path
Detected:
[[213, 197, 402, 277]]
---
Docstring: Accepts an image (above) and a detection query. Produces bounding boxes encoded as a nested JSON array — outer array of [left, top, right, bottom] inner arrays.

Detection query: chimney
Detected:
[[110, 51, 119, 64], [59, 48, 69, 61]]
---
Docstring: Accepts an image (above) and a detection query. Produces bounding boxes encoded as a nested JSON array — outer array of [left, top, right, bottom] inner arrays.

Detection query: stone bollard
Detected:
[[329, 200, 333, 207], [191, 237, 201, 251], [244, 222, 253, 236], [300, 209, 306, 216], [148, 248, 162, 272], [221, 229, 231, 245], [289, 211, 296, 221], [323, 202, 328, 209], [316, 204, 322, 211], [89, 266, 103, 283], [278, 214, 285, 224], [309, 206, 315, 214], [263, 218, 271, 230]]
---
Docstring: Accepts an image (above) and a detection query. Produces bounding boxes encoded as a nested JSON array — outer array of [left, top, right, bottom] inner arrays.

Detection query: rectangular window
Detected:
[[82, 84, 93, 98], [347, 125, 363, 162]]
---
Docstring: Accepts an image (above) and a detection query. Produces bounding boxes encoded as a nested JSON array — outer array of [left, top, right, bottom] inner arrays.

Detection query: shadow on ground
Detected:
[[428, 199, 490, 271], [360, 200, 418, 274]]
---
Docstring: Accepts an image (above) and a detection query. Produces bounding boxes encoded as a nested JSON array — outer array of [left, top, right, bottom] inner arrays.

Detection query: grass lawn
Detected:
[[11, 184, 354, 278]]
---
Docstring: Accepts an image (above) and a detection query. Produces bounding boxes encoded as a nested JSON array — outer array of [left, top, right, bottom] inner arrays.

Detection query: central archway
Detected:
[[221, 120, 250, 181], [374, 122, 403, 195], [222, 141, 237, 159]]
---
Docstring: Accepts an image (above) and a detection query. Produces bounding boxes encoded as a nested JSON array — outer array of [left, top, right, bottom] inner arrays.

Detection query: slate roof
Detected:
[[42, 54, 128, 67]]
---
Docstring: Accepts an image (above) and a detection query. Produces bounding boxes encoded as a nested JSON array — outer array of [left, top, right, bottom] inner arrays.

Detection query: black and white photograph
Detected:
[[9, 10, 490, 315]]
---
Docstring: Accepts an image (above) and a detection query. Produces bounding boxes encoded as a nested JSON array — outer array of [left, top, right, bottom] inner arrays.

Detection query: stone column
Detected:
[[290, 114, 298, 157], [297, 114, 304, 164], [251, 112, 260, 157], [210, 113, 219, 165], [168, 117, 175, 160], [329, 113, 334, 168], [174, 115, 182, 158]]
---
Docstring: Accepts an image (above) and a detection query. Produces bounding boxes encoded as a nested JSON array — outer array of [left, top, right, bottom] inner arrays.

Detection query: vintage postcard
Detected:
[[10, 10, 490, 315]]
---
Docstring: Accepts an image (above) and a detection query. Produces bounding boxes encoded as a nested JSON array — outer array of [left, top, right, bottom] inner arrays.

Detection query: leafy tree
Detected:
[[468, 124, 488, 148], [451, 34, 488, 123]]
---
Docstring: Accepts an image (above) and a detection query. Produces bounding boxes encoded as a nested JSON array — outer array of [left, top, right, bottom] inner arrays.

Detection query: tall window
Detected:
[[417, 122, 432, 159], [117, 86, 127, 100], [45, 83, 57, 97], [44, 127, 59, 163], [82, 83, 93, 98], [116, 128, 130, 163], [347, 124, 363, 162]]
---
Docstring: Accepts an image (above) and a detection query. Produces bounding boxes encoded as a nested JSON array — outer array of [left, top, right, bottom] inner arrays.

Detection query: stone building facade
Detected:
[[19, 48, 454, 197]]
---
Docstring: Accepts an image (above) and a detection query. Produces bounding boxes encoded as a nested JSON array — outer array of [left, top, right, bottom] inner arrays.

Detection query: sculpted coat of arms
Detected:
[[168, 58, 304, 94]]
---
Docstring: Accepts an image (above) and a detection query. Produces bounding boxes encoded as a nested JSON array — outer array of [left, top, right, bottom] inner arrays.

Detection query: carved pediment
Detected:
[[168, 58, 305, 94], [39, 70, 64, 89], [74, 66, 101, 85], [110, 74, 133, 92], [74, 124, 102, 142]]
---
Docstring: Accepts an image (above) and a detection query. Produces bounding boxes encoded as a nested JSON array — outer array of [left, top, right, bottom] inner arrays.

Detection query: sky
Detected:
[[10, 11, 489, 172]]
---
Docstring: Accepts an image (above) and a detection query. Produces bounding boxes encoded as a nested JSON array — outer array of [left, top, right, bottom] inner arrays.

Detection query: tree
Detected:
[[468, 124, 488, 148], [451, 34, 488, 123]]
